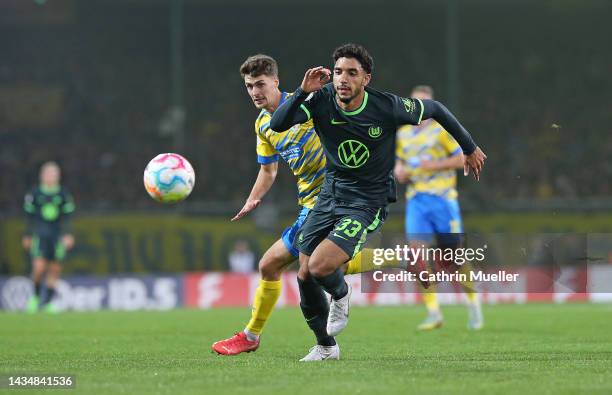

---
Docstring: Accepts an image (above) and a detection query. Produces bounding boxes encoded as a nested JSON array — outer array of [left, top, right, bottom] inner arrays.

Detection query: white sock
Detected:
[[243, 329, 259, 342]]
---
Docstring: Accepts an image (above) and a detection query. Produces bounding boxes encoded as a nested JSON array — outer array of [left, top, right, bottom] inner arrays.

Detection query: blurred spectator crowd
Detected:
[[1, 1, 610, 214]]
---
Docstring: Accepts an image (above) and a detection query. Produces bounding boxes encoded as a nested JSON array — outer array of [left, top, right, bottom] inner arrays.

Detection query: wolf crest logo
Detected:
[[368, 126, 382, 138]]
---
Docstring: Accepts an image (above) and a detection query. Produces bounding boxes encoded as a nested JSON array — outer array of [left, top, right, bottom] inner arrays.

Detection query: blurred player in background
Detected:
[[395, 85, 483, 330], [212, 55, 395, 356], [22, 161, 75, 313]]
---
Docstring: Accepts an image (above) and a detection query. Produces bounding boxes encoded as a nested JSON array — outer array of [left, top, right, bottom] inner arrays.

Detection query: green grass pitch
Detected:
[[1, 304, 611, 395]]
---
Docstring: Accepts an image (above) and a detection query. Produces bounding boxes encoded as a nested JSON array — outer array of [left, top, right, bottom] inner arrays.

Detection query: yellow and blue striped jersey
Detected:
[[396, 119, 461, 200], [255, 92, 326, 208]]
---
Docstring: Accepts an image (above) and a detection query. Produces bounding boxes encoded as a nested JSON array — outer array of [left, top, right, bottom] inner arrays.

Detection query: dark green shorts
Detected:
[[30, 235, 66, 262], [297, 194, 386, 258]]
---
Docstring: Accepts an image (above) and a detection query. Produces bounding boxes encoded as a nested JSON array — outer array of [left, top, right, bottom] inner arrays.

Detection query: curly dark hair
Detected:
[[332, 43, 373, 74], [239, 54, 278, 78]]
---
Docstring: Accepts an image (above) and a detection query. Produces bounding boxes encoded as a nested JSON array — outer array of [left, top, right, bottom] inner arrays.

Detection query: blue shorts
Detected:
[[406, 193, 463, 245], [281, 206, 311, 257]]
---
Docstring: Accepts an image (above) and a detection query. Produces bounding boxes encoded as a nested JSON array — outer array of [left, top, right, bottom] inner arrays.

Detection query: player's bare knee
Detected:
[[297, 263, 310, 281], [32, 265, 45, 276], [31, 271, 44, 282], [307, 257, 331, 278], [47, 263, 62, 278], [259, 256, 283, 281], [32, 259, 46, 279], [297, 255, 310, 280]]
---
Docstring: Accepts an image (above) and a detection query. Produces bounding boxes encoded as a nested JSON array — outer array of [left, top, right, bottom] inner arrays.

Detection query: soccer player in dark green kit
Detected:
[[22, 161, 75, 313], [270, 43, 486, 361]]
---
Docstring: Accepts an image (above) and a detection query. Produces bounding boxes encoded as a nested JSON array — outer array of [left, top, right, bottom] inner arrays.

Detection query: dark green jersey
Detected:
[[290, 84, 424, 205], [24, 185, 75, 237], [270, 83, 477, 206]]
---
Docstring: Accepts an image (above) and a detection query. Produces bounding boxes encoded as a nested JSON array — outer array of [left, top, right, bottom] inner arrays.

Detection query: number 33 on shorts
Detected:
[[332, 218, 363, 240]]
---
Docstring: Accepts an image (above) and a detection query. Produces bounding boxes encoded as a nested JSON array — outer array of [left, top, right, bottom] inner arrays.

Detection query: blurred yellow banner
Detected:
[[2, 215, 278, 275], [2, 213, 612, 275]]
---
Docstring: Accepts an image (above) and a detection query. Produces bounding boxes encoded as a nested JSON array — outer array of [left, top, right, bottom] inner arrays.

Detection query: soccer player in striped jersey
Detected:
[[212, 54, 387, 356], [395, 85, 483, 330]]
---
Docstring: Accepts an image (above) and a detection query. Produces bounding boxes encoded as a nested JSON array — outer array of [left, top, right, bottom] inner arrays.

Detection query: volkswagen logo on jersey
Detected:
[[338, 140, 370, 168]]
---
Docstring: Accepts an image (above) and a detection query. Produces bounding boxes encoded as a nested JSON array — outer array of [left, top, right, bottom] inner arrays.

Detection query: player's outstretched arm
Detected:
[[231, 162, 278, 221], [420, 100, 487, 180], [419, 152, 464, 171], [270, 67, 330, 132]]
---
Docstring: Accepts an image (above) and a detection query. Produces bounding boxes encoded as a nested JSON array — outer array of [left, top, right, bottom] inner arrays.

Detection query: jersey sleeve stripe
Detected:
[[416, 99, 425, 124], [300, 104, 311, 120], [257, 154, 279, 164]]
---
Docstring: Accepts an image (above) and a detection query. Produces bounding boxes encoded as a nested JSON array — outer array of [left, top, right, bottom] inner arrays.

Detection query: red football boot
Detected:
[[212, 332, 260, 356]]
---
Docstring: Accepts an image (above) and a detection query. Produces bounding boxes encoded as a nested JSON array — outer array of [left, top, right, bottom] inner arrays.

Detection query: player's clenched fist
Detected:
[[301, 66, 331, 93]]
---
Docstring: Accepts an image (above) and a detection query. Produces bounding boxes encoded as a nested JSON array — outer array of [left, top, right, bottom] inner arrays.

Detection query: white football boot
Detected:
[[326, 282, 352, 336], [467, 299, 484, 330], [417, 310, 444, 331], [299, 344, 340, 362]]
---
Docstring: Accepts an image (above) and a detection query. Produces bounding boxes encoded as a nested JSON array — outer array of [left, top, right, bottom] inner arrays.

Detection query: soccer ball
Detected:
[[143, 153, 195, 203]]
